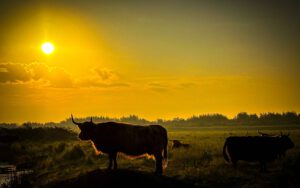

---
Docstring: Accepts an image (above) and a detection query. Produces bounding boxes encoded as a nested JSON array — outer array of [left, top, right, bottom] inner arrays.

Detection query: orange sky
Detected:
[[0, 0, 299, 123]]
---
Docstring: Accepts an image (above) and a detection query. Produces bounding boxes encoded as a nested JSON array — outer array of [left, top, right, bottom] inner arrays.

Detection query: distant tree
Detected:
[[156, 119, 165, 124], [0, 123, 18, 129], [235, 112, 249, 120]]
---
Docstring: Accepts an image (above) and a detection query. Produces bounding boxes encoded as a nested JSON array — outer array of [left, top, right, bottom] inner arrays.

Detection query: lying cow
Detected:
[[71, 115, 168, 174], [171, 140, 190, 150], [223, 135, 294, 172]]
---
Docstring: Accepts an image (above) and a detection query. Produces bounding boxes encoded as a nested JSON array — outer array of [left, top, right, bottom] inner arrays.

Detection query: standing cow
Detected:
[[71, 115, 168, 174], [223, 135, 294, 172]]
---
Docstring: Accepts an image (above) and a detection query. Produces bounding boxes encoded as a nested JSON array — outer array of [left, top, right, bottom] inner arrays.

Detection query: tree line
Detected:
[[1, 112, 299, 129]]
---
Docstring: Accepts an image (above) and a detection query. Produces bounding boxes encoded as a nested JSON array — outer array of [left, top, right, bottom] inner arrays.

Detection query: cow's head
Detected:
[[71, 114, 95, 140], [279, 133, 294, 150]]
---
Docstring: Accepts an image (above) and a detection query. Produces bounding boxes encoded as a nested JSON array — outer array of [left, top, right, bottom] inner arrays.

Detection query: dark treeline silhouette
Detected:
[[0, 112, 300, 130]]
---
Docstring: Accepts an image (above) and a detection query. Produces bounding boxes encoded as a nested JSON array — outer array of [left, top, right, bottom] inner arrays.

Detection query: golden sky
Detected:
[[0, 0, 299, 123]]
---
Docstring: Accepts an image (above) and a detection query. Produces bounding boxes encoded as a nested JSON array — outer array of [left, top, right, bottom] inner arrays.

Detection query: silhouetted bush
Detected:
[[0, 127, 77, 142]]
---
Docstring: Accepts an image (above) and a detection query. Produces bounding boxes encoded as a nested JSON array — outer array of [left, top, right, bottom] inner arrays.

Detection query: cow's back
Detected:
[[226, 136, 278, 161], [117, 124, 167, 155], [92, 123, 167, 156]]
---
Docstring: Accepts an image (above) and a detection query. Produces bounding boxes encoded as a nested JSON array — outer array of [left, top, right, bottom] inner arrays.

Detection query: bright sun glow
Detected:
[[41, 42, 54, 54]]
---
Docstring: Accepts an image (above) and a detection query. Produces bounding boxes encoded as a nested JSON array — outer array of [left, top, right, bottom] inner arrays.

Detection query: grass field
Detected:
[[166, 126, 300, 188], [2, 125, 300, 187]]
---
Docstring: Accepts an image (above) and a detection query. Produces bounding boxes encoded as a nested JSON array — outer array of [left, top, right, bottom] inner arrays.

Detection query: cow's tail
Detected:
[[223, 139, 230, 162], [162, 130, 168, 170]]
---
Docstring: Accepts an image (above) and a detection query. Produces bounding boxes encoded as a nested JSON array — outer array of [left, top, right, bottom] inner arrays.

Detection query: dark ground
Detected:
[[43, 169, 195, 188]]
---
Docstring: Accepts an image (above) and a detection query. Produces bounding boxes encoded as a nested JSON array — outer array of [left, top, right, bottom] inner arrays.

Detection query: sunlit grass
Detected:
[[5, 125, 300, 187]]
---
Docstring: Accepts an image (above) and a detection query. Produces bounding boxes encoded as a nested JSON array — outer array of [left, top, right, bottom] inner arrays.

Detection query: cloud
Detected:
[[92, 68, 118, 82], [30, 63, 51, 80], [0, 62, 129, 89], [76, 75, 130, 88], [147, 82, 169, 92], [0, 62, 73, 87], [79, 81, 130, 88], [178, 82, 197, 88], [146, 81, 198, 92], [0, 63, 32, 83], [74, 67, 130, 88]]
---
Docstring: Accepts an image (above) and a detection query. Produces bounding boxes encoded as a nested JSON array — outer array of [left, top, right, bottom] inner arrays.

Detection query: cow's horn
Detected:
[[90, 117, 93, 123], [71, 114, 81, 125]]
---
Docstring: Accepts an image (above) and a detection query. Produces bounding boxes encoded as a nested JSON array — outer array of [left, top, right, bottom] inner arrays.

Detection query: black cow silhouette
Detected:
[[71, 115, 168, 174], [223, 135, 294, 172]]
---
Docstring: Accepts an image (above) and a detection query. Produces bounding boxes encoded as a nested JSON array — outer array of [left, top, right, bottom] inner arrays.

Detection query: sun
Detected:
[[41, 42, 55, 55]]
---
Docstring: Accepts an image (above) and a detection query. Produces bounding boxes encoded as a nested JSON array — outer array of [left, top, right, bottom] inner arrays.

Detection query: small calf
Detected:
[[171, 140, 190, 150]]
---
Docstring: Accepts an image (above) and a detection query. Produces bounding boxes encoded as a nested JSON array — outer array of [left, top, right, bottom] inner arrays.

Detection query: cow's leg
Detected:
[[107, 153, 113, 170], [263, 162, 268, 172], [112, 152, 118, 170], [280, 151, 286, 159], [154, 153, 163, 175], [260, 161, 267, 172], [228, 150, 237, 169], [260, 162, 263, 172], [264, 163, 268, 172], [232, 159, 238, 169], [232, 162, 237, 169]]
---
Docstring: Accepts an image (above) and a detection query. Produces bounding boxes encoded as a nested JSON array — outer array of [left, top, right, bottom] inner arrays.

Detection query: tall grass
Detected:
[[2, 125, 300, 187]]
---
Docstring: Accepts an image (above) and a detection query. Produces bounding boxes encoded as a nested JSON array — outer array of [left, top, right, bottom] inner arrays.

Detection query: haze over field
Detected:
[[0, 0, 299, 123]]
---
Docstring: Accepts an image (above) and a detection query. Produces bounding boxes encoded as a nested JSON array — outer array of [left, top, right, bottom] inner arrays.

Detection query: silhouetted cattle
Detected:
[[171, 140, 190, 150], [223, 135, 294, 172], [71, 115, 168, 174]]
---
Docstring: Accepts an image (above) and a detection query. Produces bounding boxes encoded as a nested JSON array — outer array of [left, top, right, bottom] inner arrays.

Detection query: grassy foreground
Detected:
[[1, 125, 300, 187]]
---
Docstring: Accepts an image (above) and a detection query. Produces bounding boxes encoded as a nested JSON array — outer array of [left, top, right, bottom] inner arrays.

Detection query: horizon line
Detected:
[[1, 111, 299, 125]]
